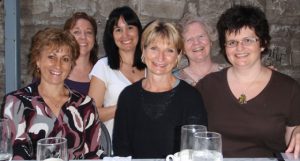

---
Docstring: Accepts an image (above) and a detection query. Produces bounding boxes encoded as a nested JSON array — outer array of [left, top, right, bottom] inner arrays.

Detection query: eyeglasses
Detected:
[[225, 37, 259, 48]]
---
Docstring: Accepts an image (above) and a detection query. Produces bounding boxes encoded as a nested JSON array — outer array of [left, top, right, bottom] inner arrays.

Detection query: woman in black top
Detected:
[[113, 20, 207, 158]]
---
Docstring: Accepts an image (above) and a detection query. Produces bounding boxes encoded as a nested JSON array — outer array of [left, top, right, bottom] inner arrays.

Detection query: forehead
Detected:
[[41, 45, 72, 56], [73, 19, 93, 29], [149, 36, 175, 47], [115, 16, 128, 27], [184, 22, 206, 35]]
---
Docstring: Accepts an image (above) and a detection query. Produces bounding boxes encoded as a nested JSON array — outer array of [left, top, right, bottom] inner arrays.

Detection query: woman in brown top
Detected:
[[196, 5, 300, 158]]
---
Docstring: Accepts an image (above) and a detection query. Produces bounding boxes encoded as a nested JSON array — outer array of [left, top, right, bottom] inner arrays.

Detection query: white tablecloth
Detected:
[[102, 153, 300, 161]]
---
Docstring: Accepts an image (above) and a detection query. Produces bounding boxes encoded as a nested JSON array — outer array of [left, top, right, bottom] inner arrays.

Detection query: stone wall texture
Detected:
[[0, 0, 300, 101]]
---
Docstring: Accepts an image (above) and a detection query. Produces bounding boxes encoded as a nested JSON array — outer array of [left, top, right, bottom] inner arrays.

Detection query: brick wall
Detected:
[[0, 0, 300, 101]]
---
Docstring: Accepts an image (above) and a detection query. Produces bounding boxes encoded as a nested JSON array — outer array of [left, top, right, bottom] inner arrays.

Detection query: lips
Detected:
[[192, 46, 204, 52], [153, 61, 167, 68], [50, 70, 62, 76], [79, 43, 88, 47], [235, 53, 249, 58], [121, 39, 132, 44]]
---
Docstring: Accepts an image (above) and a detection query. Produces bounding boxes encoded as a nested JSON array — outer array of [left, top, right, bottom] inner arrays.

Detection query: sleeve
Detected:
[[287, 81, 300, 126], [89, 58, 109, 86], [81, 96, 102, 159], [113, 88, 132, 156], [1, 94, 33, 160], [183, 85, 208, 127]]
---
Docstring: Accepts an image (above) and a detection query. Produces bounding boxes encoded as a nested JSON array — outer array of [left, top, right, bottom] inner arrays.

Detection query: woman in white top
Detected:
[[88, 6, 145, 138]]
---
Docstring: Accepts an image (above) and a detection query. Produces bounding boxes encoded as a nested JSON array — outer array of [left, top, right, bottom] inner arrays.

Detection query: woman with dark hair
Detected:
[[196, 5, 300, 158], [63, 12, 99, 95], [1, 28, 101, 159], [88, 6, 146, 138]]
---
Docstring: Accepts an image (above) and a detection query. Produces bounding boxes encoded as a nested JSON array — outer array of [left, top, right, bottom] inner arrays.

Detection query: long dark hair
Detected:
[[103, 6, 145, 70]]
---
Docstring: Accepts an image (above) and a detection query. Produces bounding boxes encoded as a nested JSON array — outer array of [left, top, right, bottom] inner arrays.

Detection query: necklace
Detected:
[[43, 96, 61, 109], [39, 87, 68, 109], [184, 63, 215, 86], [232, 68, 262, 104], [122, 61, 135, 73]]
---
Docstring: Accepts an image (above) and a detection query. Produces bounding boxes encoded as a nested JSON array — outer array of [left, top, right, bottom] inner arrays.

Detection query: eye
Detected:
[[113, 27, 121, 33], [128, 26, 135, 30], [62, 57, 71, 63], [72, 30, 80, 36], [167, 48, 175, 53], [243, 37, 257, 45], [226, 40, 237, 47], [185, 38, 193, 43], [149, 46, 158, 51], [86, 30, 93, 35], [198, 35, 204, 38], [47, 54, 55, 60]]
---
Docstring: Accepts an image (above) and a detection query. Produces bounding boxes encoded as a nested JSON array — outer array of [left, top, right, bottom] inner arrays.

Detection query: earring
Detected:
[[176, 52, 182, 69], [176, 58, 180, 69], [36, 66, 40, 73], [141, 55, 145, 63]]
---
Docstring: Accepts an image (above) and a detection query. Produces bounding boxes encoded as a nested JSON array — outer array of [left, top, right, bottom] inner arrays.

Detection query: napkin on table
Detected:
[[103, 156, 132, 161]]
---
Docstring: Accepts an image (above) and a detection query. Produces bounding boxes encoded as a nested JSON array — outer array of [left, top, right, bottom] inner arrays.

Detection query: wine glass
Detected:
[[0, 118, 12, 161], [192, 132, 223, 161], [180, 125, 207, 161], [36, 137, 68, 161]]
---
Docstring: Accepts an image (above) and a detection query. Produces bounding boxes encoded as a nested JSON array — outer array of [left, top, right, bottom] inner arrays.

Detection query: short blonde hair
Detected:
[[179, 13, 217, 41], [141, 20, 183, 54]]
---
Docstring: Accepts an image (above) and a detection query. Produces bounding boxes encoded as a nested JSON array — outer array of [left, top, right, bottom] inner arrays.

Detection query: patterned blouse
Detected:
[[1, 82, 102, 160]]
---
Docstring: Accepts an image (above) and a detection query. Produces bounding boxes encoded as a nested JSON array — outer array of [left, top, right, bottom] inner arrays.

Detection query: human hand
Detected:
[[286, 126, 300, 159]]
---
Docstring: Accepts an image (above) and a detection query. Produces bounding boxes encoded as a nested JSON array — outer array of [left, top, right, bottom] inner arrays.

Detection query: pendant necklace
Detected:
[[122, 61, 135, 74], [233, 68, 262, 104], [39, 86, 68, 110]]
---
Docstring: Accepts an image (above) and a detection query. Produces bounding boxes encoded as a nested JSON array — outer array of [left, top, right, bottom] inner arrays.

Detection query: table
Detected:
[[26, 153, 299, 161], [131, 159, 275, 161], [102, 153, 300, 161], [103, 159, 284, 161], [101, 158, 297, 161], [117, 158, 297, 161]]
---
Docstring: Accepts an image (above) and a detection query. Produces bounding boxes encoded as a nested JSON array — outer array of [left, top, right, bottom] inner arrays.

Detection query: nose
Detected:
[[194, 37, 202, 45], [53, 58, 63, 69], [235, 41, 245, 51], [79, 31, 87, 39], [157, 51, 166, 61], [121, 28, 129, 38]]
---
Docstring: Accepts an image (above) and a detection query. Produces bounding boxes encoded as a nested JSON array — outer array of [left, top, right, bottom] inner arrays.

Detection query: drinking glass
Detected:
[[192, 132, 223, 161], [180, 125, 207, 161], [36, 137, 68, 161], [0, 119, 12, 161]]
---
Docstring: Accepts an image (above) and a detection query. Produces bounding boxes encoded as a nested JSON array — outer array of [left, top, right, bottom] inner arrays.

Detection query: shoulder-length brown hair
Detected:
[[28, 28, 79, 78], [64, 12, 99, 65]]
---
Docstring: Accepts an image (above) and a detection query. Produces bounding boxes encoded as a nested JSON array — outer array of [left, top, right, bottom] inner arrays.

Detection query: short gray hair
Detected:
[[179, 13, 217, 42]]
